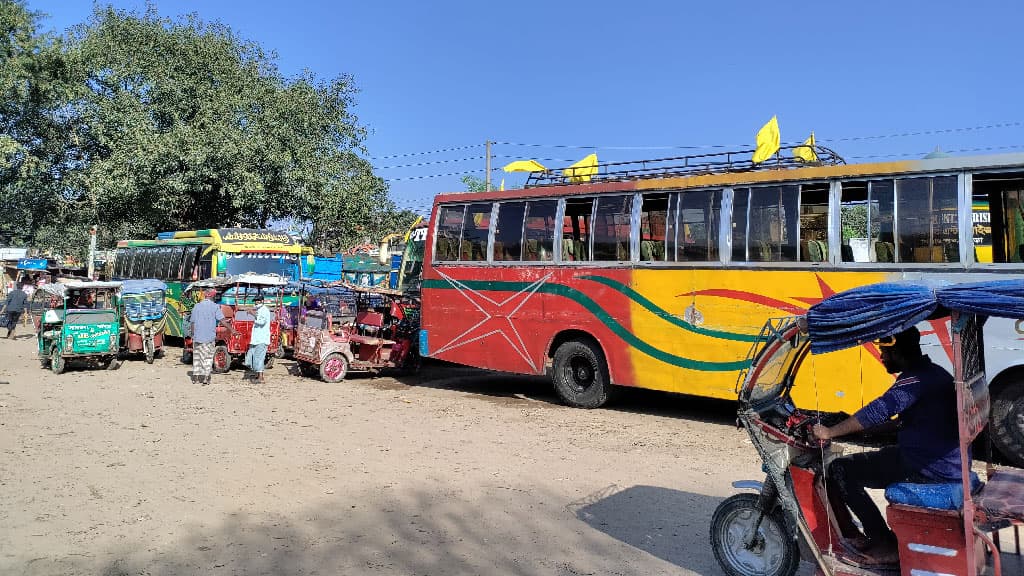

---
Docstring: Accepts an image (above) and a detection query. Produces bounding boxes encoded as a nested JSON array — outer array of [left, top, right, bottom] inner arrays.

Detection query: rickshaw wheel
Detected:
[[105, 356, 121, 371], [50, 348, 65, 375], [552, 339, 611, 409], [710, 493, 798, 576], [212, 345, 231, 373], [144, 339, 154, 364], [264, 355, 274, 370], [320, 353, 348, 383]]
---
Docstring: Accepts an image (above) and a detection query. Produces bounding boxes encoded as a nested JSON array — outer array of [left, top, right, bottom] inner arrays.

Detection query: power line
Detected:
[[375, 155, 486, 170], [371, 144, 482, 160]]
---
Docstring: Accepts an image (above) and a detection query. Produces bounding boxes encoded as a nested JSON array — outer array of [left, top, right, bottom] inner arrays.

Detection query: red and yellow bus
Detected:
[[418, 147, 1024, 465]]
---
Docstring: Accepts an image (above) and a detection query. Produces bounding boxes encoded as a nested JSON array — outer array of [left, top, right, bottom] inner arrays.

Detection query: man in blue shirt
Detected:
[[812, 327, 960, 564], [244, 294, 273, 383], [188, 288, 236, 386], [2, 284, 29, 339]]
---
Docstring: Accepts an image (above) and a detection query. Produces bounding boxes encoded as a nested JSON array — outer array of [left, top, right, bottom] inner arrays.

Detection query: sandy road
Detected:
[[13, 331, 1021, 575]]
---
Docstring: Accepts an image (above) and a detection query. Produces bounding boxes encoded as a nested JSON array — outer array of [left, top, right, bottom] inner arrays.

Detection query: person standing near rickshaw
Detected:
[[189, 288, 236, 386], [1, 283, 28, 339], [245, 294, 272, 383], [811, 327, 962, 565]]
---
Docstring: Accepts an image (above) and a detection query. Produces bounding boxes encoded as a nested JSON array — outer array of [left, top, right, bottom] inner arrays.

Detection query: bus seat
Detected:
[[640, 240, 654, 261], [471, 240, 486, 261], [800, 240, 810, 261], [757, 241, 774, 262], [809, 240, 827, 262], [537, 244, 550, 261], [436, 237, 452, 260], [841, 244, 854, 261], [874, 241, 895, 263], [653, 242, 665, 260], [460, 240, 472, 261], [616, 242, 629, 261], [562, 239, 575, 261], [575, 240, 589, 261], [525, 239, 539, 260], [492, 241, 503, 261]]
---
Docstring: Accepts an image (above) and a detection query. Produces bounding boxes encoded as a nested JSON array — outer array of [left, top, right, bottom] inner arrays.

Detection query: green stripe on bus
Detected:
[[578, 275, 761, 343], [422, 278, 750, 371]]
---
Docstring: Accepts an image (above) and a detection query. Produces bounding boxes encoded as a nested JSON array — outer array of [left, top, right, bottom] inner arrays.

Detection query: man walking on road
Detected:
[[244, 294, 272, 383], [188, 288, 236, 385], [2, 284, 28, 339]]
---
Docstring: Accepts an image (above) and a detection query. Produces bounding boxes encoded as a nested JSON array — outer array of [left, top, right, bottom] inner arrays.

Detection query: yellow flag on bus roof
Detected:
[[503, 159, 546, 173], [794, 132, 819, 163], [752, 116, 780, 164], [563, 153, 598, 183]]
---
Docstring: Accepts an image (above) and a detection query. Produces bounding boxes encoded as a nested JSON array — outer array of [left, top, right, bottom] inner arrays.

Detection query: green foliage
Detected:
[[461, 175, 490, 192], [0, 2, 410, 257]]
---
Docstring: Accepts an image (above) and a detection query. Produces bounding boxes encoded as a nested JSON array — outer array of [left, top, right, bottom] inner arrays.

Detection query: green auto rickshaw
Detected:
[[35, 281, 124, 374]]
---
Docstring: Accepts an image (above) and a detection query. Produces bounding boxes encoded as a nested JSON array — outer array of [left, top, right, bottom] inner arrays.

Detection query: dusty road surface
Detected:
[[0, 335, 1019, 576]]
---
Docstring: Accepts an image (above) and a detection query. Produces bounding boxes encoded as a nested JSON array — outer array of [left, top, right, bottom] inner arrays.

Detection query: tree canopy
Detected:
[[0, 1, 415, 256]]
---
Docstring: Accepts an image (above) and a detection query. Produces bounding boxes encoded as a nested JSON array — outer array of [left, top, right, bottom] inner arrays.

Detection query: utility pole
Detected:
[[87, 225, 97, 279], [485, 140, 492, 191]]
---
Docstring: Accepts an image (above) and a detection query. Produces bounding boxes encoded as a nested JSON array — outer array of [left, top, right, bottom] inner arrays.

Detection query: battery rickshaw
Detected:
[[292, 283, 420, 382], [35, 281, 124, 374], [182, 273, 286, 373], [120, 279, 167, 363], [278, 280, 356, 358], [710, 279, 1024, 576]]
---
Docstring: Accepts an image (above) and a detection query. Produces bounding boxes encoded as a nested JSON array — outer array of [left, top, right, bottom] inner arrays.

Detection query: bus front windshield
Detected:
[[222, 253, 299, 279]]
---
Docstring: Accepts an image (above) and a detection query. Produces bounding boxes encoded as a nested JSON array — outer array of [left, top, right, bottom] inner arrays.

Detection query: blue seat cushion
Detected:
[[885, 473, 983, 510]]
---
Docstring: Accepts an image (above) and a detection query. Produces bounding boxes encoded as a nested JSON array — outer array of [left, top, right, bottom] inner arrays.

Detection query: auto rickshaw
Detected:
[[710, 279, 1024, 576], [293, 283, 419, 382], [277, 280, 356, 358], [34, 281, 124, 374], [182, 273, 287, 373], [120, 279, 167, 363]]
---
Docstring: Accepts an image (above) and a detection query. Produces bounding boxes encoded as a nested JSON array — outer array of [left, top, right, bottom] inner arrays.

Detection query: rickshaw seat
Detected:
[[975, 468, 1024, 522], [42, 309, 62, 324], [220, 304, 234, 319], [884, 473, 982, 510]]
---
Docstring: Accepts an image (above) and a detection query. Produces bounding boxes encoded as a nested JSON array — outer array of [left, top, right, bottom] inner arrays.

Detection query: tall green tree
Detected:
[[0, 0, 79, 249], [2, 2, 415, 256]]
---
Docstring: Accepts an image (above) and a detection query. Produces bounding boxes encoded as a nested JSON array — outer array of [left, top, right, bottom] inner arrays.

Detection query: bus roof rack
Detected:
[[524, 145, 845, 188]]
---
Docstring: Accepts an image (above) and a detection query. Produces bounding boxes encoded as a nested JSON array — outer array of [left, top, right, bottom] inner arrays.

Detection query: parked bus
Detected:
[[418, 147, 1024, 465], [113, 228, 314, 337]]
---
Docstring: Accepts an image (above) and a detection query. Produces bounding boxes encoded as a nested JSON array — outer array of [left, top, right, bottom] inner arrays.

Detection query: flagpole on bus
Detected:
[[485, 140, 492, 191]]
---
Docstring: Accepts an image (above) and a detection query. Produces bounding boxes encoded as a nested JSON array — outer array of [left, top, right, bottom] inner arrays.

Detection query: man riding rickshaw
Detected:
[[710, 279, 1024, 576]]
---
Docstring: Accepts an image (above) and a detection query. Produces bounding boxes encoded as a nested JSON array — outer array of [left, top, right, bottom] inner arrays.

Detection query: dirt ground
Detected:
[[0, 333, 1020, 576]]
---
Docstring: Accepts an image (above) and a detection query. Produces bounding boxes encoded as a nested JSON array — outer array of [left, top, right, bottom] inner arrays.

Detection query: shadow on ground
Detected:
[[22, 484, 740, 576]]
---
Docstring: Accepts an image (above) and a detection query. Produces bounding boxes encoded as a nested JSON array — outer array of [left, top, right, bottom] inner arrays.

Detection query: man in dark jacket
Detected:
[[2, 284, 29, 339], [812, 326, 960, 564]]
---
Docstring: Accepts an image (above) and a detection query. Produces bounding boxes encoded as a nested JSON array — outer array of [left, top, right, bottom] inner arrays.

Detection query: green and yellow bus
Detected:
[[418, 147, 1024, 465], [113, 228, 314, 337]]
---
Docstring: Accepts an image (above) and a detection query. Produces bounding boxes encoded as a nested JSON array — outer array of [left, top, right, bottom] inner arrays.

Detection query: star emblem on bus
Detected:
[[431, 270, 552, 371]]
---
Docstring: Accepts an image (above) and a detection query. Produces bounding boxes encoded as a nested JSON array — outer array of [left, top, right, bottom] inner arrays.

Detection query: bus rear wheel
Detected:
[[552, 339, 610, 408], [212, 345, 231, 373], [990, 375, 1024, 468]]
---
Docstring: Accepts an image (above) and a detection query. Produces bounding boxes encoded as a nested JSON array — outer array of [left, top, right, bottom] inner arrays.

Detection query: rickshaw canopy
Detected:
[[36, 281, 123, 300], [121, 279, 167, 295], [806, 279, 1024, 354], [184, 273, 289, 293]]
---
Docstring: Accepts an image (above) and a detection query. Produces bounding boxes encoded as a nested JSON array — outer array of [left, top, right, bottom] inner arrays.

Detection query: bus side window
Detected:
[[435, 204, 466, 262], [493, 201, 525, 261], [640, 193, 668, 262], [799, 183, 829, 263], [464, 203, 491, 262], [840, 179, 895, 263], [524, 199, 557, 262], [897, 176, 959, 263], [564, 198, 593, 262], [734, 185, 798, 262], [593, 195, 632, 261], [674, 189, 721, 262], [971, 172, 1024, 263]]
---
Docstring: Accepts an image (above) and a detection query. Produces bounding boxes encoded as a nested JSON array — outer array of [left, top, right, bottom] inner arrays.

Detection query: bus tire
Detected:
[[552, 339, 610, 408], [212, 345, 231, 373], [990, 375, 1024, 468]]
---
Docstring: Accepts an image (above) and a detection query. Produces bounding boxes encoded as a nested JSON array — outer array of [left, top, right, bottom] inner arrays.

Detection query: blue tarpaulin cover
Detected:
[[807, 279, 1024, 354], [121, 279, 167, 295]]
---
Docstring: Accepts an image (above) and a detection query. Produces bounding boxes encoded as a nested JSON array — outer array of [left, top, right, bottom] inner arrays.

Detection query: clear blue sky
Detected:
[[28, 0, 1024, 216]]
